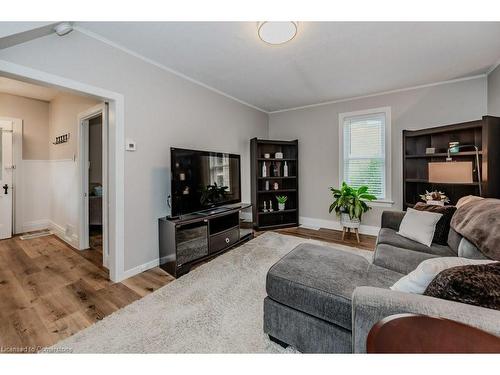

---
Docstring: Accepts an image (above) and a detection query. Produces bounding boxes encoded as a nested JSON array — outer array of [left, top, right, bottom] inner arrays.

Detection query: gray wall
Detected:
[[488, 65, 500, 116], [269, 77, 487, 227], [0, 31, 268, 271]]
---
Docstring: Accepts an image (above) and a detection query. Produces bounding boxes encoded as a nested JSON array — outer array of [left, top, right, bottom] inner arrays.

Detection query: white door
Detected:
[[0, 120, 13, 240]]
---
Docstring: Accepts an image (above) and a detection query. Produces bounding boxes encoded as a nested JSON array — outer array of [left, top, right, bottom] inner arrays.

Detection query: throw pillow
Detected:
[[390, 257, 495, 294], [424, 262, 500, 310], [397, 208, 443, 247], [413, 202, 457, 245]]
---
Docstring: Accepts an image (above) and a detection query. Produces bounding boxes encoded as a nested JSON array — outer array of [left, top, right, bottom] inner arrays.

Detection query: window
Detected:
[[339, 107, 391, 202]]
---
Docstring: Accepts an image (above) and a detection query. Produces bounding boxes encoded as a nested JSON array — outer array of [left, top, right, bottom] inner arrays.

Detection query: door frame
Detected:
[[78, 104, 109, 268], [0, 119, 13, 239], [0, 117, 22, 235], [0, 59, 125, 282]]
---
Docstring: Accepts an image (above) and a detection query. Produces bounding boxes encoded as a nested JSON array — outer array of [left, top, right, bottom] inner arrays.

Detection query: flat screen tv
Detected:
[[170, 147, 241, 217]]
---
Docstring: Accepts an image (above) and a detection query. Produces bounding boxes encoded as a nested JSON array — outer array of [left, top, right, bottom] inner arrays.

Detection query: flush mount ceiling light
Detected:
[[258, 22, 298, 45]]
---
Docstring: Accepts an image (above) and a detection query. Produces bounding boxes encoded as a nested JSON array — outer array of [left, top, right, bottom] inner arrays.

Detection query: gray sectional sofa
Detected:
[[263, 210, 500, 353]]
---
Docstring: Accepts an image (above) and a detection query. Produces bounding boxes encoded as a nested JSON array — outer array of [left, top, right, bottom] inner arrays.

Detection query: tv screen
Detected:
[[170, 148, 241, 216]]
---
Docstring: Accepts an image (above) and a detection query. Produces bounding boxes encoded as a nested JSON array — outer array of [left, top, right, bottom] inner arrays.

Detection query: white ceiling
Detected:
[[0, 76, 60, 101], [77, 22, 500, 112]]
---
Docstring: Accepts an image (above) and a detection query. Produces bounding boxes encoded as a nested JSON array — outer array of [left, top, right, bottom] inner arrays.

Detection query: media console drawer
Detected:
[[209, 227, 240, 253]]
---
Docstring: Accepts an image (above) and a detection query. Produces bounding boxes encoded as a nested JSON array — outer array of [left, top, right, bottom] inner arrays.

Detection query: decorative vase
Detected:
[[262, 162, 267, 177], [340, 213, 360, 229], [278, 203, 285, 211], [283, 161, 288, 177]]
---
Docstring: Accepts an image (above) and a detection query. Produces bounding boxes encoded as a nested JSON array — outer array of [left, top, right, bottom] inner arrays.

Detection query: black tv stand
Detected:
[[159, 203, 253, 278]]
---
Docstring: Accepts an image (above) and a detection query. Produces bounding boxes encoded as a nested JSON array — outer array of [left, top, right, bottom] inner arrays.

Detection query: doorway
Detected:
[[0, 119, 13, 239], [79, 104, 109, 268]]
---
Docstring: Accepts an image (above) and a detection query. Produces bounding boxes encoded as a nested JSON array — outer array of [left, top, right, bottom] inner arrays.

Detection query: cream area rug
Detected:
[[51, 232, 372, 353]]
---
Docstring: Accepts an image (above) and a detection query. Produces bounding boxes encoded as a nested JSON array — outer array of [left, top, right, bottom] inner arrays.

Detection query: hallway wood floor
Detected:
[[0, 234, 174, 352], [0, 226, 375, 352]]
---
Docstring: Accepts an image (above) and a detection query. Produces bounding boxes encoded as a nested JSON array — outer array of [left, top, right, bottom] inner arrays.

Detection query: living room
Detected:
[[1, 1, 500, 373]]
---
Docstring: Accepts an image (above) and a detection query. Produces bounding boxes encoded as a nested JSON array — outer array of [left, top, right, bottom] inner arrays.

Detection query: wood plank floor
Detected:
[[0, 226, 375, 352], [0, 234, 174, 352], [274, 226, 377, 251]]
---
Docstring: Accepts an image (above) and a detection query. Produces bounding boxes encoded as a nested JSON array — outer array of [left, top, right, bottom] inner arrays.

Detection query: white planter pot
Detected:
[[278, 203, 285, 211], [340, 213, 360, 229]]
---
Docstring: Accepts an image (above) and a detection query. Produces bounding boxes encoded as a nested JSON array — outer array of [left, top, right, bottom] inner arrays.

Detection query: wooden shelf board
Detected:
[[257, 158, 297, 161], [258, 176, 297, 179], [405, 151, 482, 159], [257, 189, 297, 193], [256, 223, 298, 230], [258, 209, 297, 215], [405, 179, 479, 186]]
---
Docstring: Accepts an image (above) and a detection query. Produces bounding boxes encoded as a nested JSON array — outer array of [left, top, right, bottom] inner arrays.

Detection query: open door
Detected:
[[0, 120, 13, 239], [79, 103, 109, 268]]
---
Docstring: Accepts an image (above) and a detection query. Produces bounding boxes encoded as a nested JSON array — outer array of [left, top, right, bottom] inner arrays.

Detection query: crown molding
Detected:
[[486, 58, 500, 75], [269, 74, 487, 114], [73, 26, 269, 114]]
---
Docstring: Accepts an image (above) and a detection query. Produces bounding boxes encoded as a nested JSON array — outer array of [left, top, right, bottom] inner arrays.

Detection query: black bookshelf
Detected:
[[403, 116, 500, 209], [250, 138, 299, 230]]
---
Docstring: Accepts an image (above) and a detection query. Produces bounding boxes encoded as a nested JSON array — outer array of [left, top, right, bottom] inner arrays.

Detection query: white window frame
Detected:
[[338, 107, 393, 207]]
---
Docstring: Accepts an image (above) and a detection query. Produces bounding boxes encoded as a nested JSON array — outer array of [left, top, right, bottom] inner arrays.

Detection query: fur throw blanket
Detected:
[[450, 198, 500, 260]]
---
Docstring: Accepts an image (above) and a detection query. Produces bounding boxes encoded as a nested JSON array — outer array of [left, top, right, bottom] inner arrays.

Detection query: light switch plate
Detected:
[[125, 139, 136, 151]]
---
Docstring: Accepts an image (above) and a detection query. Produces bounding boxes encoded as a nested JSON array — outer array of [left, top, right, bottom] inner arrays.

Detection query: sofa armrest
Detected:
[[352, 286, 500, 353], [380, 211, 405, 231]]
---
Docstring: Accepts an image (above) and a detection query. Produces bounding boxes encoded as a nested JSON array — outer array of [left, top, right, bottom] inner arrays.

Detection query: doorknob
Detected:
[[3, 184, 8, 194]]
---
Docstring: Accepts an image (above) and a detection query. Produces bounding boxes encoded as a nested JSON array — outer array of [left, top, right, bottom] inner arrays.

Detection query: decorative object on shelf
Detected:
[[448, 141, 460, 154], [265, 180, 270, 191], [262, 161, 267, 177], [263, 201, 268, 212], [276, 195, 288, 211], [274, 152, 283, 159], [425, 147, 436, 155], [182, 187, 190, 195], [329, 182, 376, 243], [446, 144, 482, 196], [419, 190, 450, 206], [273, 182, 279, 190], [273, 161, 281, 177], [283, 161, 289, 177], [264, 153, 271, 159], [268, 200, 274, 212], [179, 172, 186, 181], [53, 133, 70, 145]]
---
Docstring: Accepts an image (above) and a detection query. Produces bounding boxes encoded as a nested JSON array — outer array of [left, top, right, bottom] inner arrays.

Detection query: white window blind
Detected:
[[342, 112, 387, 199]]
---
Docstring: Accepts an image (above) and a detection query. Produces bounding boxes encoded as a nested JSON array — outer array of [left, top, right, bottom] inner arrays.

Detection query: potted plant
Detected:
[[329, 182, 376, 228], [276, 195, 288, 211]]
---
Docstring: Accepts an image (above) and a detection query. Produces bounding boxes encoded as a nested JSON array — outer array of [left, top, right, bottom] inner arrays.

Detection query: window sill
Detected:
[[368, 199, 395, 208]]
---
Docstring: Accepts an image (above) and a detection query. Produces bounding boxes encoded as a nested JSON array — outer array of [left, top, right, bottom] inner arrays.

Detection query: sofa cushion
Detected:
[[266, 243, 403, 330], [458, 238, 489, 260], [377, 228, 455, 257], [447, 228, 462, 255], [413, 203, 457, 245], [373, 243, 440, 274]]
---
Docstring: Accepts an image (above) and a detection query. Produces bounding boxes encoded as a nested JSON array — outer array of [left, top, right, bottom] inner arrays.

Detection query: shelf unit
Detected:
[[403, 116, 500, 209], [250, 138, 299, 230]]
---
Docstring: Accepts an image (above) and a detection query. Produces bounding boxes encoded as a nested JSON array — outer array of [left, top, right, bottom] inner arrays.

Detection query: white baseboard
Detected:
[[299, 216, 380, 236], [20, 219, 50, 233], [49, 220, 79, 249], [122, 258, 160, 280]]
